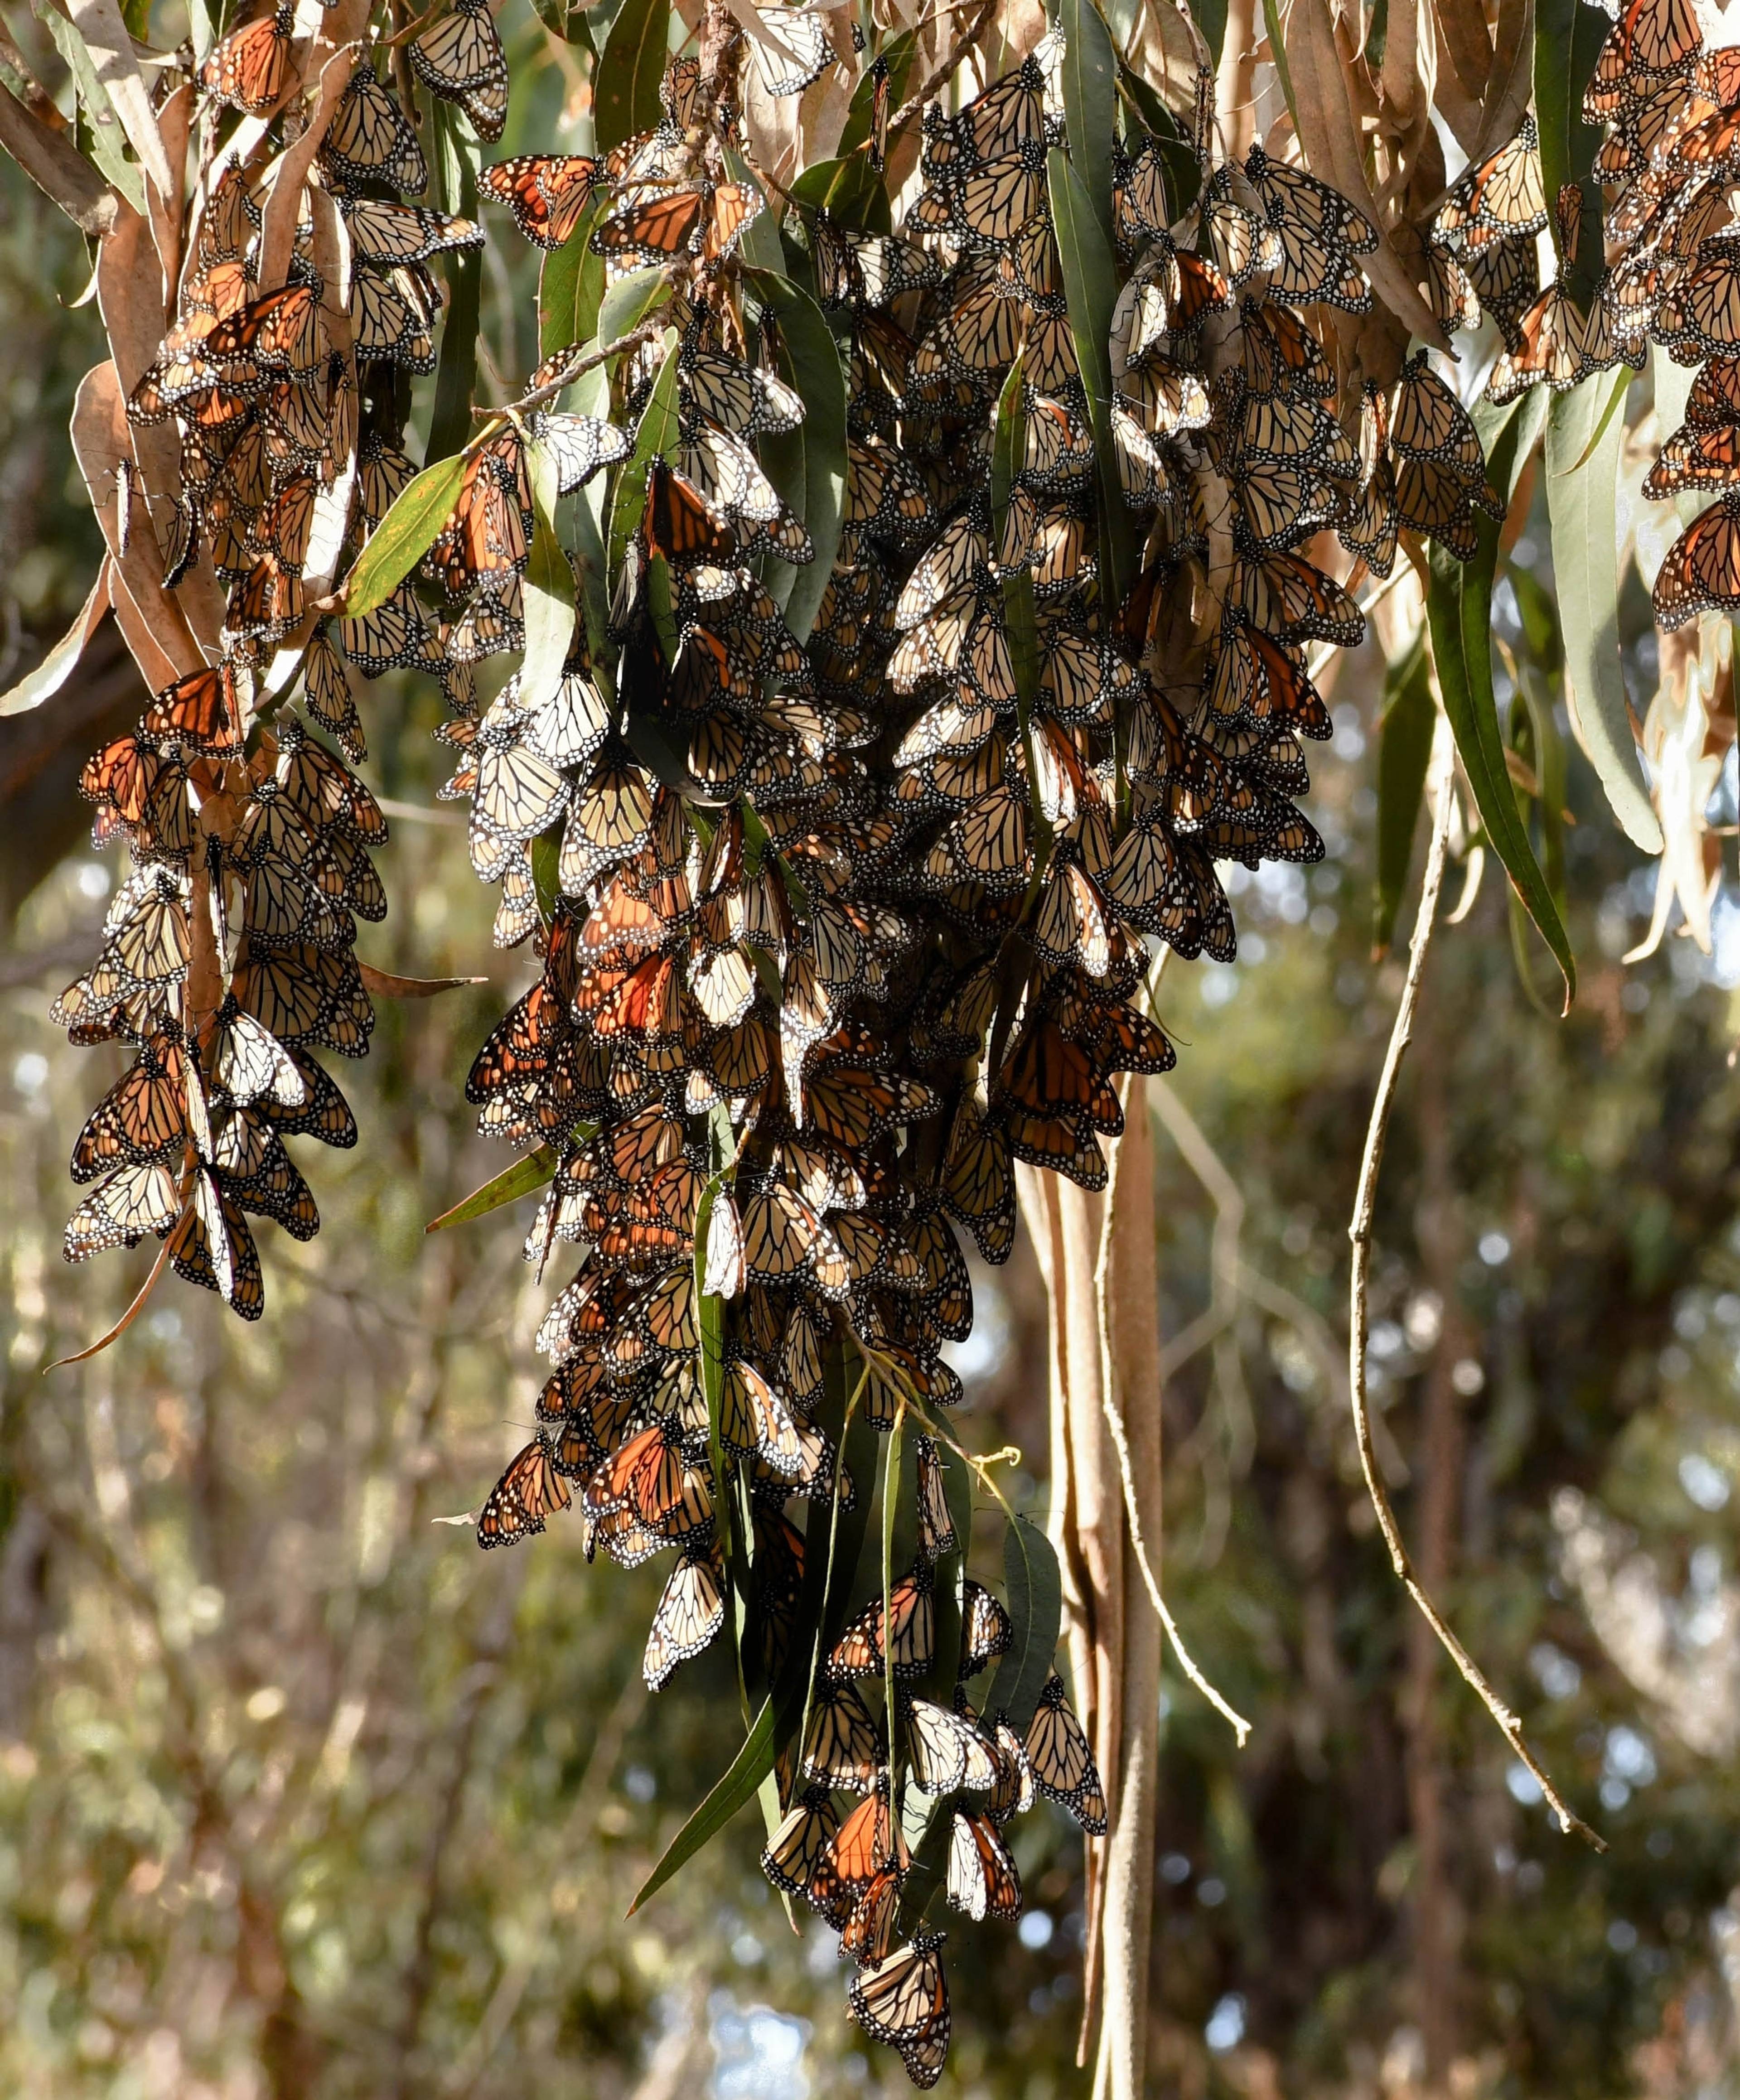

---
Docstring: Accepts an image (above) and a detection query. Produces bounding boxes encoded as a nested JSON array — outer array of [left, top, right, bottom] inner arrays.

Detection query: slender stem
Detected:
[[471, 304, 673, 424], [883, 0, 999, 143], [1347, 724, 1604, 1852]]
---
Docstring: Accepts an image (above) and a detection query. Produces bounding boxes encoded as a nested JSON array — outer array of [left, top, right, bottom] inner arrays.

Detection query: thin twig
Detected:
[[471, 305, 673, 425], [1094, 1077, 1252, 1747], [883, 0, 999, 143], [1097, 1349, 1253, 1747], [1347, 724, 1604, 1852]]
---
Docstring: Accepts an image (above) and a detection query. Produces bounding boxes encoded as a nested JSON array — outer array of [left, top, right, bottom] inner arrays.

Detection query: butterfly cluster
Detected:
[[1575, 0, 1740, 627], [435, 27, 1526, 2081], [49, 0, 525, 1314]]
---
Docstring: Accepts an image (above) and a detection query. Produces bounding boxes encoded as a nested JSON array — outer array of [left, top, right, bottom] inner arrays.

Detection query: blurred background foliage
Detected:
[[6, 13, 1740, 2097]]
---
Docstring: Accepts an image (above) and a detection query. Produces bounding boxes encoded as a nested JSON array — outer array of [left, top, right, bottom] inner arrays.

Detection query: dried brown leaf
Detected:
[[0, 80, 117, 235], [70, 360, 204, 683], [1284, 0, 1451, 347]]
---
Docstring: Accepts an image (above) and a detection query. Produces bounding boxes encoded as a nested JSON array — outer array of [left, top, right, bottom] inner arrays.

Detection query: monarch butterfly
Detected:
[[826, 1781, 909, 1889], [1484, 281, 1604, 401], [760, 1786, 844, 1908], [593, 181, 761, 266], [986, 1719, 1036, 1822], [71, 1028, 188, 1183], [642, 455, 737, 563], [1650, 420, 1740, 496], [340, 584, 442, 677], [266, 1047, 358, 1146], [959, 1578, 1012, 1676], [802, 1678, 884, 1792], [1113, 133, 1171, 253], [209, 1001, 304, 1111], [1200, 175, 1281, 286], [411, 0, 509, 140], [320, 62, 428, 194], [911, 1435, 956, 1560], [1652, 492, 1740, 628], [753, 7, 830, 97], [140, 662, 246, 754], [946, 1809, 1023, 1921], [1655, 236, 1740, 357], [906, 1696, 998, 1796], [643, 1542, 725, 1688], [812, 217, 942, 312], [476, 1439, 572, 1548], [682, 348, 806, 439], [586, 1421, 712, 1538], [200, 3, 295, 113], [1392, 455, 1483, 557], [922, 56, 1045, 171], [480, 154, 605, 248], [828, 1568, 934, 1680], [169, 1171, 265, 1319], [840, 1864, 904, 1966], [1025, 1675, 1107, 1833], [847, 1935, 950, 2088], [343, 198, 483, 268], [868, 53, 891, 171], [1585, 0, 1701, 118], [1434, 115, 1547, 250]]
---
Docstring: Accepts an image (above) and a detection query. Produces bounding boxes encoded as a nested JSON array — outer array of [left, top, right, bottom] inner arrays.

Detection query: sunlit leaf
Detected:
[[342, 453, 469, 619], [1545, 370, 1660, 853], [1426, 391, 1576, 1008]]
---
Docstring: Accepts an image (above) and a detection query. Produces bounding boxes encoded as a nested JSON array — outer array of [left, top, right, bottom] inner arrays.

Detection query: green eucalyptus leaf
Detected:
[[628, 1696, 780, 1915], [1048, 149, 1136, 613], [1373, 632, 1436, 957], [1057, 0, 1119, 250], [424, 1142, 564, 1232], [1426, 390, 1575, 1009], [537, 197, 607, 359], [343, 453, 469, 619], [606, 332, 681, 591], [1534, 0, 1605, 299], [594, 0, 670, 155], [427, 106, 483, 464], [519, 440, 576, 714], [1544, 370, 1661, 852], [790, 153, 889, 233], [984, 1513, 1063, 1736], [741, 266, 847, 643]]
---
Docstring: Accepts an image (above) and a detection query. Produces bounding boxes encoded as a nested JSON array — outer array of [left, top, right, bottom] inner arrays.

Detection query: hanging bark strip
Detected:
[[1019, 1075, 1163, 2099]]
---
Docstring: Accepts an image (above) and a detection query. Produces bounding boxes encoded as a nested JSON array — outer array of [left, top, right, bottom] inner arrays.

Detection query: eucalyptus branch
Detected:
[[1347, 725, 1604, 1852], [474, 304, 675, 424], [884, 0, 1000, 144]]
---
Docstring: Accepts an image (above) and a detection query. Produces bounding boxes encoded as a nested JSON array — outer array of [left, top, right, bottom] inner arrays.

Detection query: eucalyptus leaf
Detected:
[[594, 0, 670, 155], [606, 333, 681, 591], [741, 266, 846, 643], [423, 1144, 563, 1234], [520, 441, 576, 714], [343, 454, 469, 619], [1047, 149, 1137, 613], [537, 197, 606, 359], [1373, 632, 1435, 956], [984, 1514, 1063, 1736], [1544, 368, 1660, 853], [1426, 391, 1575, 1009], [1057, 0, 1119, 250]]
